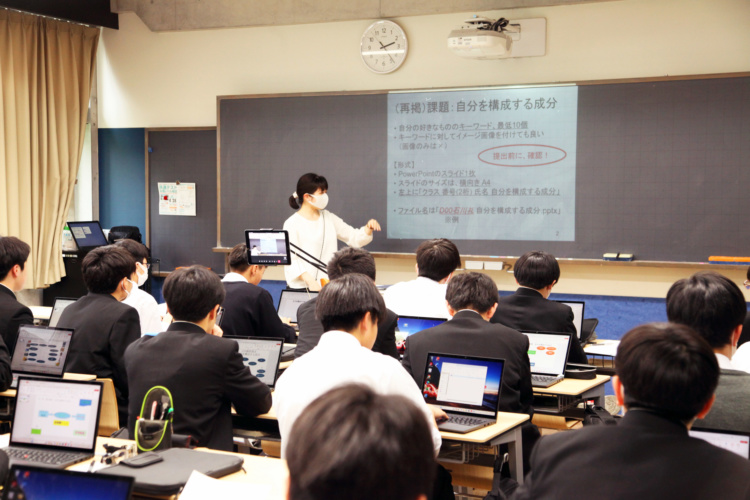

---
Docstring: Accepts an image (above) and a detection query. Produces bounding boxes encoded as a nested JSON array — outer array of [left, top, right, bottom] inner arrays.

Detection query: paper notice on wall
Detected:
[[158, 182, 196, 216]]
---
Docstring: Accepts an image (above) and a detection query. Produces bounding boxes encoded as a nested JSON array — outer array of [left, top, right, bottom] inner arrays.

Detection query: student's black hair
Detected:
[[287, 383, 435, 500], [81, 246, 136, 294], [162, 266, 226, 323], [316, 274, 384, 333], [228, 243, 250, 273], [327, 247, 376, 281], [446, 272, 499, 314], [415, 239, 461, 282], [0, 236, 30, 281], [114, 239, 149, 264], [666, 271, 746, 349], [513, 251, 560, 290], [289, 173, 328, 210], [616, 322, 718, 423]]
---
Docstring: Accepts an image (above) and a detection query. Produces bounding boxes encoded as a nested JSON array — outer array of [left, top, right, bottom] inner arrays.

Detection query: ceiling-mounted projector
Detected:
[[448, 17, 546, 60]]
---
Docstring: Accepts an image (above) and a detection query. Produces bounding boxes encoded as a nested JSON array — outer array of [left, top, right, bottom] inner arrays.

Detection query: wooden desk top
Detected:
[[532, 374, 610, 396], [0, 373, 97, 398]]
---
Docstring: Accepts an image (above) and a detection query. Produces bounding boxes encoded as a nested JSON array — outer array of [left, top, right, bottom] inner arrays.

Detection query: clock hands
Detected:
[[372, 33, 396, 64], [381, 41, 395, 49]]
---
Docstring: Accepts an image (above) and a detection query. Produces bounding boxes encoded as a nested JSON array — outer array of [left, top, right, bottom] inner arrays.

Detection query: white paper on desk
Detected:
[[180, 470, 271, 500], [583, 341, 619, 357]]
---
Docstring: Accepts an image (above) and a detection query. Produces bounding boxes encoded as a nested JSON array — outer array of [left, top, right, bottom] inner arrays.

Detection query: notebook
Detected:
[[522, 331, 573, 388], [554, 300, 585, 339], [3, 464, 134, 500], [225, 336, 284, 389], [421, 353, 504, 434], [10, 325, 74, 389], [3, 378, 103, 469], [48, 297, 77, 328], [396, 315, 446, 338], [689, 427, 750, 459], [277, 289, 318, 324], [66, 221, 108, 251]]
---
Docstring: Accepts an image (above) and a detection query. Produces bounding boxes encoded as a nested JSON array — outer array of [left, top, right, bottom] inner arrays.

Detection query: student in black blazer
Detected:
[[220, 244, 296, 343], [296, 247, 398, 359], [513, 323, 750, 500], [0, 236, 33, 354], [56, 246, 141, 426], [490, 251, 587, 364], [125, 266, 271, 451]]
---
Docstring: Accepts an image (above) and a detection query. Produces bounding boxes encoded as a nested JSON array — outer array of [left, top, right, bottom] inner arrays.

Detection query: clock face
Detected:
[[360, 21, 408, 74]]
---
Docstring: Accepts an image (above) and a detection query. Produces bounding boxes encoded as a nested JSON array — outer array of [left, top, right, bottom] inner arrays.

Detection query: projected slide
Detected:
[[387, 86, 578, 241]]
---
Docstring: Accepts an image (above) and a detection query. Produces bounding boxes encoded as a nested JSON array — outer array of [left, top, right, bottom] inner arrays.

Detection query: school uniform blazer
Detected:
[[56, 293, 141, 425], [124, 322, 272, 451], [294, 297, 399, 360], [490, 287, 588, 364], [401, 309, 534, 416], [221, 282, 296, 343], [0, 285, 33, 354], [513, 409, 750, 500]]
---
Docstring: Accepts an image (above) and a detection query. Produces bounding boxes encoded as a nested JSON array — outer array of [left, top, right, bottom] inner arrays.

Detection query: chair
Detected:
[[97, 378, 120, 437]]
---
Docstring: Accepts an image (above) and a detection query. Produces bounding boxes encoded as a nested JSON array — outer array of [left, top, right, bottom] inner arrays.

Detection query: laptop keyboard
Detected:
[[4, 447, 92, 466], [446, 416, 487, 426], [532, 374, 562, 386]]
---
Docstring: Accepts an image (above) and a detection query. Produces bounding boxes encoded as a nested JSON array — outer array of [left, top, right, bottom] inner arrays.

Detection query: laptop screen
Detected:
[[554, 300, 585, 338], [3, 465, 134, 500], [67, 221, 108, 250], [690, 428, 750, 459], [421, 353, 504, 418], [396, 316, 446, 338], [226, 337, 284, 388], [11, 378, 102, 452], [277, 290, 317, 323], [12, 326, 73, 377], [48, 298, 77, 328], [522, 332, 572, 377]]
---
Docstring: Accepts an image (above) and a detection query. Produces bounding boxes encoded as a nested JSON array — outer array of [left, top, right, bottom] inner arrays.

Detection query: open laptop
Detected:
[[3, 378, 103, 468], [225, 336, 284, 389], [277, 289, 318, 324], [66, 221, 108, 251], [554, 300, 585, 339], [690, 427, 750, 459], [3, 464, 134, 500], [10, 325, 74, 389], [421, 353, 504, 434], [521, 331, 573, 388], [48, 297, 77, 328], [395, 315, 446, 339]]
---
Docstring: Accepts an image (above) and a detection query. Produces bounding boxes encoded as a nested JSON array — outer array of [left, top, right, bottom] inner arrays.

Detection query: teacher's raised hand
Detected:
[[364, 219, 381, 235]]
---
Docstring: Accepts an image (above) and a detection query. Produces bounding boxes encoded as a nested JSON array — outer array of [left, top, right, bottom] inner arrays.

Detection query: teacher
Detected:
[[283, 173, 380, 290]]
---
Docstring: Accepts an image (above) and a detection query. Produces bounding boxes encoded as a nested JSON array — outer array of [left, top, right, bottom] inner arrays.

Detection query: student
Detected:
[[275, 274, 443, 459], [114, 239, 163, 335], [490, 250, 587, 364], [125, 266, 271, 451], [221, 243, 296, 342], [283, 173, 380, 290], [666, 271, 750, 431], [401, 271, 538, 470], [295, 247, 398, 359], [514, 323, 750, 500], [56, 245, 141, 426], [383, 238, 460, 319], [0, 236, 33, 353], [286, 384, 436, 500]]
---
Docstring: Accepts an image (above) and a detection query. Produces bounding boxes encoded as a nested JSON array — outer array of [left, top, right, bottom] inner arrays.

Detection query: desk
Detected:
[[0, 373, 97, 398], [585, 340, 619, 375], [533, 375, 610, 415]]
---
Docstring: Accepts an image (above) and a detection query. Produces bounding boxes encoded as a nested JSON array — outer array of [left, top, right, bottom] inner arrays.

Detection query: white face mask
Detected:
[[136, 262, 149, 287], [307, 193, 329, 210]]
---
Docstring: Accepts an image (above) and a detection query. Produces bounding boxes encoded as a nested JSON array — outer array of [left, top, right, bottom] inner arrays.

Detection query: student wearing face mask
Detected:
[[114, 239, 164, 335], [283, 173, 381, 290]]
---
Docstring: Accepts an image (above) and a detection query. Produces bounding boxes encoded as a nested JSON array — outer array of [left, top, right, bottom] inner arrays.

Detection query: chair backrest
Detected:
[[96, 378, 120, 437]]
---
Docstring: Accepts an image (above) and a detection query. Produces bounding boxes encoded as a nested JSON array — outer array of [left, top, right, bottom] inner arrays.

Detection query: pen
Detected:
[[150, 401, 157, 420]]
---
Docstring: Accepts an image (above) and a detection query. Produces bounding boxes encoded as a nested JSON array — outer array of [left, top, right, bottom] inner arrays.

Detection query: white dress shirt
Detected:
[[221, 272, 247, 283], [274, 330, 442, 458], [282, 210, 372, 289], [727, 345, 750, 374], [123, 287, 164, 335], [716, 352, 736, 371], [383, 276, 450, 319]]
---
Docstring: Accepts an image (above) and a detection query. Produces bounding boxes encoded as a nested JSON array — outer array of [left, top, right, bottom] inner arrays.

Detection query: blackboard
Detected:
[[147, 129, 225, 272], [218, 77, 750, 262]]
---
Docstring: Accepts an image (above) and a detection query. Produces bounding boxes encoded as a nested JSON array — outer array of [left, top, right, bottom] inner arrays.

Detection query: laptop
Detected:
[[3, 464, 134, 500], [277, 289, 318, 324], [66, 221, 108, 251], [554, 300, 585, 339], [690, 427, 750, 459], [3, 378, 103, 468], [10, 325, 74, 389], [48, 297, 77, 328], [396, 315, 446, 339], [522, 331, 573, 388], [421, 353, 504, 434], [225, 336, 284, 389]]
